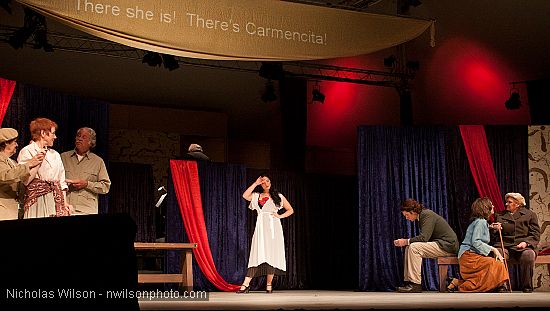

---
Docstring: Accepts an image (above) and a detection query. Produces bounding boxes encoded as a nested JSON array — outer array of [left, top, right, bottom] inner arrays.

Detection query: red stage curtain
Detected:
[[169, 159, 240, 291], [459, 125, 505, 212], [0, 78, 16, 125]]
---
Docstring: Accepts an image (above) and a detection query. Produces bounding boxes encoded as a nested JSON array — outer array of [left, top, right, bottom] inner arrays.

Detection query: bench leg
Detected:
[[438, 265, 449, 292], [180, 249, 193, 292]]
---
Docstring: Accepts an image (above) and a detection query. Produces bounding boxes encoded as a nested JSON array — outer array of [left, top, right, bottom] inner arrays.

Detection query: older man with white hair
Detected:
[[61, 127, 111, 215], [490, 192, 540, 293]]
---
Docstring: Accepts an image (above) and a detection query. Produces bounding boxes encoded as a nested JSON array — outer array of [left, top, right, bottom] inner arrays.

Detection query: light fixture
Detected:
[[1, 0, 12, 14], [142, 51, 162, 67], [406, 60, 420, 71], [261, 80, 277, 103], [8, 8, 53, 52], [504, 84, 521, 110], [384, 55, 397, 68], [312, 82, 325, 104], [161, 54, 179, 71], [399, 0, 422, 13]]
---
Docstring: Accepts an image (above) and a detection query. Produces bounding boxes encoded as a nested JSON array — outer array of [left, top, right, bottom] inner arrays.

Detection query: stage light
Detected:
[[406, 60, 420, 71], [161, 54, 179, 71], [504, 83, 522, 110], [261, 80, 277, 103], [312, 82, 325, 104], [399, 0, 422, 13], [142, 52, 162, 67], [8, 27, 32, 49], [259, 62, 284, 80], [1, 0, 12, 14], [384, 55, 396, 67], [505, 92, 521, 110], [8, 8, 53, 52]]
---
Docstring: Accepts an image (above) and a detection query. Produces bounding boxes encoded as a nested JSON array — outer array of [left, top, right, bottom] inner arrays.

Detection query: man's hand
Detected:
[[516, 241, 528, 249], [66, 179, 88, 191], [393, 238, 409, 247], [489, 222, 502, 230]]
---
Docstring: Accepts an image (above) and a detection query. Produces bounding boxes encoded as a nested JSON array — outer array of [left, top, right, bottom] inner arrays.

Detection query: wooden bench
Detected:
[[437, 255, 550, 292], [134, 242, 198, 291]]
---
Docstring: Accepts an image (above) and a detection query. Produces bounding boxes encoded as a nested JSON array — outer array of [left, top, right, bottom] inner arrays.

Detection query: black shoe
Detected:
[[446, 277, 459, 292], [236, 284, 250, 294], [522, 287, 533, 293], [495, 284, 508, 293], [397, 283, 422, 293]]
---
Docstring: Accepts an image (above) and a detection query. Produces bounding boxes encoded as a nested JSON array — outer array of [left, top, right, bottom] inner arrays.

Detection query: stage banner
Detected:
[[16, 0, 434, 61]]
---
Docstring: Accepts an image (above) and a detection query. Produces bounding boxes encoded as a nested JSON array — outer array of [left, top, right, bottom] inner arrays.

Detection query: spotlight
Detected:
[[259, 62, 284, 80], [261, 80, 277, 103], [8, 27, 33, 49], [384, 55, 397, 67], [1, 0, 12, 14], [406, 60, 420, 71], [142, 52, 162, 67], [312, 82, 325, 104], [161, 54, 179, 71], [505, 92, 521, 110], [399, 0, 422, 13], [8, 8, 53, 52]]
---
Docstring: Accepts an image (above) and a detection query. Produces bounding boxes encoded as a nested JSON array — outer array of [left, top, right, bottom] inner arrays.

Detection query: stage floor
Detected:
[[139, 290, 550, 310]]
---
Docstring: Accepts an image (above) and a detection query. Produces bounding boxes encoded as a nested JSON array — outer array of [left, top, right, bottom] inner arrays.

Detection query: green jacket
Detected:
[[409, 209, 459, 254]]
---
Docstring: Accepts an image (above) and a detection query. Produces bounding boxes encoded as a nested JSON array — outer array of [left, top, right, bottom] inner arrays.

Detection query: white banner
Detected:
[[17, 0, 434, 61]]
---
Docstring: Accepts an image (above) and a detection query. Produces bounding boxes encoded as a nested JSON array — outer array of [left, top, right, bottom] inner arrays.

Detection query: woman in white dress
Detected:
[[17, 118, 72, 218], [237, 174, 294, 294]]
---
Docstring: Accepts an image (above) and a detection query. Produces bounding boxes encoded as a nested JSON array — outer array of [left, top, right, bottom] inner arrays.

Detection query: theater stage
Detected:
[[139, 290, 550, 310]]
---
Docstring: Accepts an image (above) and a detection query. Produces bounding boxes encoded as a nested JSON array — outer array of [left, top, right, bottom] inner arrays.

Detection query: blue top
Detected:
[[458, 218, 493, 258]]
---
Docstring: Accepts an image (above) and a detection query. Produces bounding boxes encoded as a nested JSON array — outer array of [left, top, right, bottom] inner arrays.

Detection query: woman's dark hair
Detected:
[[470, 197, 493, 220], [400, 198, 424, 214], [253, 173, 281, 207]]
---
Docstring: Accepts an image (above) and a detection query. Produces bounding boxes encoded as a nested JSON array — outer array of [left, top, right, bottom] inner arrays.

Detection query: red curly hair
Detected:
[[30, 118, 58, 141]]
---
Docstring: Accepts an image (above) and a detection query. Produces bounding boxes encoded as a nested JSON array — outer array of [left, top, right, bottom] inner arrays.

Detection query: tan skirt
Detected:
[[457, 250, 509, 292]]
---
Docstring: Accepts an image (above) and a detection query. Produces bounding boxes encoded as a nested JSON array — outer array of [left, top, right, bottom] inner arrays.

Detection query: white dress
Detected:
[[247, 192, 287, 272]]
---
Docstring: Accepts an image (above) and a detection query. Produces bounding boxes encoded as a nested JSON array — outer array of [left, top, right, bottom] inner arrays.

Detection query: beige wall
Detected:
[[528, 125, 550, 292]]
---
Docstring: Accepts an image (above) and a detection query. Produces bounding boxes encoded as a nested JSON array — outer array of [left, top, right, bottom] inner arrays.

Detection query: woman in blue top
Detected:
[[447, 197, 509, 292]]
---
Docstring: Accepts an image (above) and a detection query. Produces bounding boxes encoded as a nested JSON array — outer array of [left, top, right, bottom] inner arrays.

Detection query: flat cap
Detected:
[[0, 128, 18, 144]]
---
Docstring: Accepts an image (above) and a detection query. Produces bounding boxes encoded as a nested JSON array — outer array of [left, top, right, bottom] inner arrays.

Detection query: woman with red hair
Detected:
[[17, 118, 72, 218]]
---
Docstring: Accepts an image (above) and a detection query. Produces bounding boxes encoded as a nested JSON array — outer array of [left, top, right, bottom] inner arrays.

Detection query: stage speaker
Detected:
[[0, 214, 138, 309]]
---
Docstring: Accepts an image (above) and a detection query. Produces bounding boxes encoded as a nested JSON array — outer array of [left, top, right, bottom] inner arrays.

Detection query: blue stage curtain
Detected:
[[166, 161, 248, 291], [3, 82, 110, 213], [358, 126, 449, 291], [108, 162, 155, 242], [485, 125, 529, 198]]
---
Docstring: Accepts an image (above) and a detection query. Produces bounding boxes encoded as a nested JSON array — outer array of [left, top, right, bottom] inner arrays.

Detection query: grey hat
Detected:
[[0, 128, 18, 144], [505, 192, 526, 206]]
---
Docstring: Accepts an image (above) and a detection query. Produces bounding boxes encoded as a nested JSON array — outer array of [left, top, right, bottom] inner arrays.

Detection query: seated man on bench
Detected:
[[491, 192, 540, 293], [394, 198, 459, 293]]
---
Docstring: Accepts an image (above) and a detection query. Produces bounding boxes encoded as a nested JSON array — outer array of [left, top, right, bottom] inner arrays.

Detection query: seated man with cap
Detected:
[[0, 128, 44, 220], [183, 144, 210, 161], [491, 192, 541, 293]]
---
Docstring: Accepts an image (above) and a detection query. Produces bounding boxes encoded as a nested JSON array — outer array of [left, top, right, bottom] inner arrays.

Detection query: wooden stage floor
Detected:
[[139, 290, 550, 310]]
